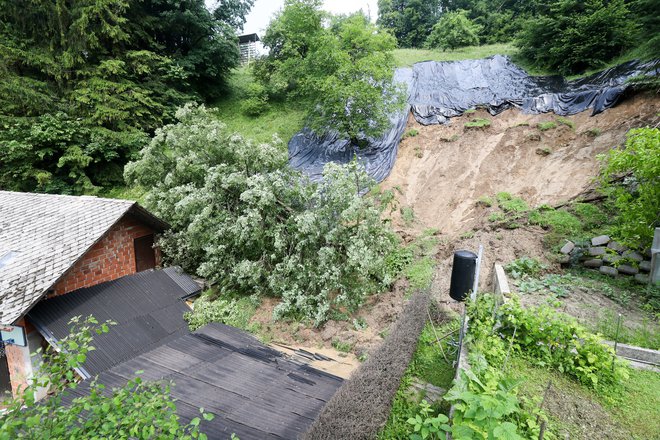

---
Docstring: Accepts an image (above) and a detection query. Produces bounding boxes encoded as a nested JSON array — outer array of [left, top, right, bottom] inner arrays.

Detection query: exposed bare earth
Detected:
[[255, 93, 660, 381], [384, 93, 660, 236]]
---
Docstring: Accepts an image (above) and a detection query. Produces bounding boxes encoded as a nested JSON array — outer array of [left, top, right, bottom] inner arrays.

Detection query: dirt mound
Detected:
[[383, 92, 660, 237]]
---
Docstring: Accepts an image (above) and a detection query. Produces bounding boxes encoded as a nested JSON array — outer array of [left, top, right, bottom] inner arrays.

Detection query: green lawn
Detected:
[[210, 67, 306, 146], [393, 43, 546, 71], [511, 356, 660, 440]]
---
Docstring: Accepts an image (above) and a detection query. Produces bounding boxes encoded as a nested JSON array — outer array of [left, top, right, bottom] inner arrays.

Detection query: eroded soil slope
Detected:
[[383, 93, 660, 236]]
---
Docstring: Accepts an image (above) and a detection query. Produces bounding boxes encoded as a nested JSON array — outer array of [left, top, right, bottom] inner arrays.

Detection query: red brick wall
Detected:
[[50, 215, 160, 296]]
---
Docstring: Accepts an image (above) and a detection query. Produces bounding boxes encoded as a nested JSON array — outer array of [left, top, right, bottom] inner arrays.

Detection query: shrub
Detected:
[[241, 82, 269, 116], [469, 294, 629, 388], [599, 127, 660, 247], [425, 10, 481, 51], [185, 294, 257, 331]]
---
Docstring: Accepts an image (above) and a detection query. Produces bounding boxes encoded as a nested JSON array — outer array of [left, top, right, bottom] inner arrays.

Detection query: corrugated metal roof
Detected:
[[163, 266, 202, 297], [28, 270, 192, 376], [62, 323, 343, 439], [0, 190, 168, 325]]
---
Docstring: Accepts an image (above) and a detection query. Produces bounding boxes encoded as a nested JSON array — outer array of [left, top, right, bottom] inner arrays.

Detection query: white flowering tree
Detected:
[[126, 104, 398, 324]]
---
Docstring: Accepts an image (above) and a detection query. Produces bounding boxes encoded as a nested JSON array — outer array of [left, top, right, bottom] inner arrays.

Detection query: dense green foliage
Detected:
[[377, 0, 442, 48], [471, 294, 629, 388], [255, 0, 405, 144], [126, 104, 399, 325], [0, 316, 213, 439], [0, 0, 253, 193], [516, 0, 636, 74], [600, 127, 660, 248], [425, 10, 480, 51]]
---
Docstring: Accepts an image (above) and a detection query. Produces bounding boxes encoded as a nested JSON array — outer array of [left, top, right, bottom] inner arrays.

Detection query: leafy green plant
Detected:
[[445, 370, 529, 440], [241, 82, 269, 116], [332, 339, 354, 353], [402, 206, 416, 224], [488, 212, 505, 222], [406, 400, 450, 440], [353, 317, 368, 331], [505, 257, 545, 279], [0, 316, 213, 439], [464, 118, 491, 128], [470, 294, 629, 389], [185, 293, 257, 332], [476, 196, 493, 207], [496, 192, 528, 213], [599, 127, 660, 247], [537, 121, 557, 131]]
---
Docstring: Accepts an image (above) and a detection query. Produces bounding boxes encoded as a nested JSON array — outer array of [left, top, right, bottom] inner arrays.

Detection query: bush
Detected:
[[599, 127, 660, 247], [516, 0, 636, 74], [185, 294, 257, 331], [241, 82, 269, 116], [425, 10, 481, 51], [469, 294, 629, 388]]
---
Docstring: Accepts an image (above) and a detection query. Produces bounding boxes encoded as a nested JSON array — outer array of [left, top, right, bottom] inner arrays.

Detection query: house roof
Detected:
[[62, 323, 343, 439], [28, 269, 199, 376], [0, 191, 168, 325]]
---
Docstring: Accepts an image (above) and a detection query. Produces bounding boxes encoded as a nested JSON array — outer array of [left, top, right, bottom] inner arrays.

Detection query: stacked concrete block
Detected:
[[560, 234, 656, 283]]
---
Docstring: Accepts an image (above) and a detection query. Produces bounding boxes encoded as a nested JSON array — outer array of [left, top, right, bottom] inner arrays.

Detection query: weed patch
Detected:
[[537, 121, 557, 131], [464, 117, 491, 128], [556, 116, 575, 129]]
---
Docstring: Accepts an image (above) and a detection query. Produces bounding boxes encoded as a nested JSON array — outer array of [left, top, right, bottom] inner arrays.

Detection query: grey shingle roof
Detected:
[[0, 191, 166, 325]]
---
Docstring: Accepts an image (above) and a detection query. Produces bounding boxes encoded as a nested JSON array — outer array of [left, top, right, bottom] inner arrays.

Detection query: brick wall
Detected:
[[50, 215, 159, 296]]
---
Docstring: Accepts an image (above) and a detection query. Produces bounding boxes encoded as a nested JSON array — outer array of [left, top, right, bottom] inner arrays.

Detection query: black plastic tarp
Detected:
[[288, 68, 413, 183], [289, 55, 658, 182]]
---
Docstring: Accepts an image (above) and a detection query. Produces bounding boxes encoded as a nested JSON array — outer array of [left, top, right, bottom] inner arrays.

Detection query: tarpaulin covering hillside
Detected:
[[289, 55, 658, 182], [288, 68, 413, 183]]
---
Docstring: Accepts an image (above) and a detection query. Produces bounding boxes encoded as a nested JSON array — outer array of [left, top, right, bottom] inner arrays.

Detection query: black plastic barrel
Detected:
[[449, 250, 478, 301]]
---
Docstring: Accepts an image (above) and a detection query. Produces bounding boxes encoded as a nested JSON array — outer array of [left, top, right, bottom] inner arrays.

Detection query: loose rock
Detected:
[[602, 254, 622, 265], [588, 246, 606, 256], [591, 235, 610, 246], [634, 273, 649, 284], [583, 259, 603, 268], [618, 264, 639, 275], [622, 250, 644, 262], [607, 241, 627, 253], [560, 241, 575, 255], [639, 261, 652, 273], [599, 266, 618, 277]]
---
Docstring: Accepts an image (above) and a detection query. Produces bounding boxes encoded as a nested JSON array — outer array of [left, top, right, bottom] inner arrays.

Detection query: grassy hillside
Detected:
[[393, 43, 519, 67], [210, 67, 306, 146]]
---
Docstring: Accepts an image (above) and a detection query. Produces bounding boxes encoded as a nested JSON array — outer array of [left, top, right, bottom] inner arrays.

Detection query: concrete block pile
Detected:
[[560, 235, 654, 283]]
